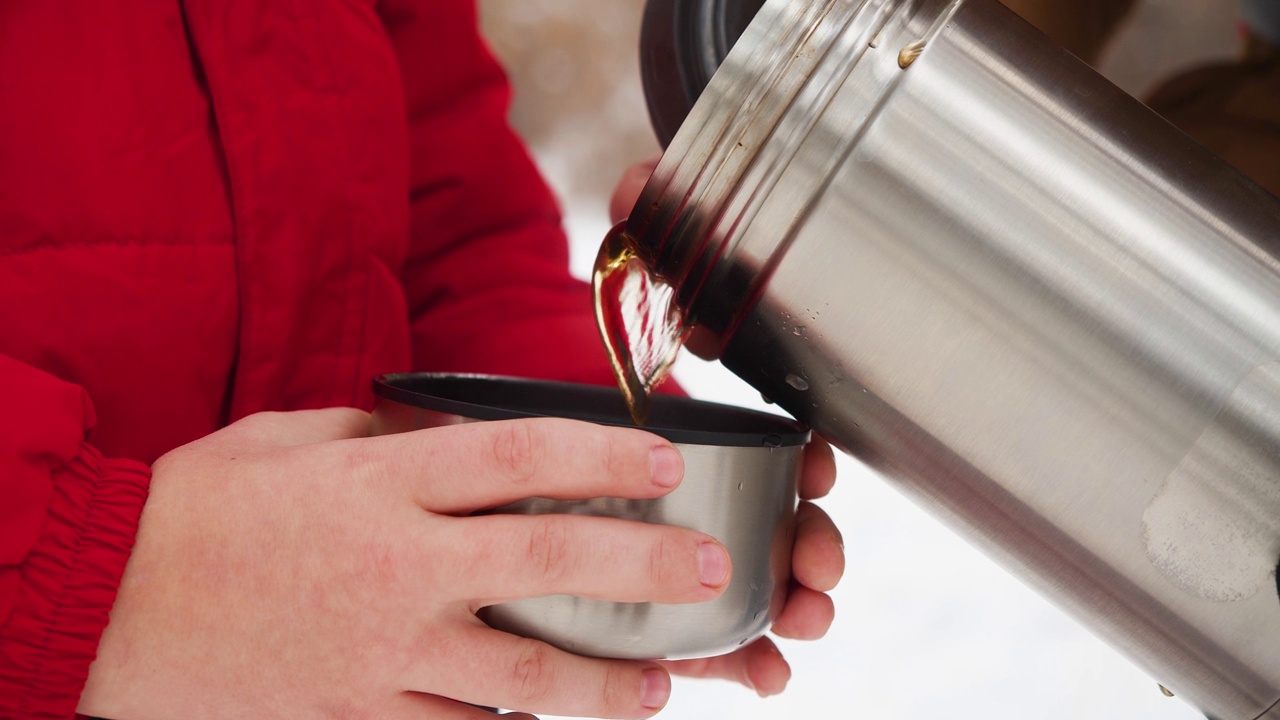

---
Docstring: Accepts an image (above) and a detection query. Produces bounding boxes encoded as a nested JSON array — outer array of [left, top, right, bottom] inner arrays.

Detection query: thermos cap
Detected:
[[640, 0, 764, 147]]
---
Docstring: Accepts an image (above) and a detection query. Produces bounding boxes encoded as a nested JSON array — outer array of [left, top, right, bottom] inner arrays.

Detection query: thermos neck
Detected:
[[628, 0, 960, 357]]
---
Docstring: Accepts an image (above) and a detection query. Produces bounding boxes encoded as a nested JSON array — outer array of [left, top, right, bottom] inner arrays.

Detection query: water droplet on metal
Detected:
[[869, 32, 881, 48], [761, 392, 775, 405], [898, 40, 926, 68], [1159, 685, 1175, 698], [763, 433, 783, 448], [786, 374, 810, 391], [792, 325, 806, 336], [737, 481, 744, 491]]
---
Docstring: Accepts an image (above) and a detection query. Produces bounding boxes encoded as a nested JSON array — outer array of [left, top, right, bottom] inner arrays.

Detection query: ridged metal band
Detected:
[[629, 0, 964, 352]]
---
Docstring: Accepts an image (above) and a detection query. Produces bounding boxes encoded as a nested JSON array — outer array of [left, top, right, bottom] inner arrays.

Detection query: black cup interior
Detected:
[[373, 373, 808, 448]]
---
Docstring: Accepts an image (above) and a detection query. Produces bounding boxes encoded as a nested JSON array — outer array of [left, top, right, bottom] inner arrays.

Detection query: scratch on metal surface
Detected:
[[1143, 363, 1280, 602]]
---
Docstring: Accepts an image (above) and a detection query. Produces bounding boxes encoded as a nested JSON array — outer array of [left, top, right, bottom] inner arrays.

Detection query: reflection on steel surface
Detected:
[[628, 0, 1280, 717]]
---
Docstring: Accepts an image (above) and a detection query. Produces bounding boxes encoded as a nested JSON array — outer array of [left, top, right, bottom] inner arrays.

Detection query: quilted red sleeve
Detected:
[[0, 355, 150, 719], [377, 0, 618, 386]]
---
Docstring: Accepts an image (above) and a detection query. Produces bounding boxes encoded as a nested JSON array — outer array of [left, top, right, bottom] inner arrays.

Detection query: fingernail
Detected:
[[650, 446, 683, 488], [641, 668, 670, 710], [698, 542, 730, 587]]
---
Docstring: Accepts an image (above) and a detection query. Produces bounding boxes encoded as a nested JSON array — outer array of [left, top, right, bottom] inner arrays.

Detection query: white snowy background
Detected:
[[477, 1, 1243, 718]]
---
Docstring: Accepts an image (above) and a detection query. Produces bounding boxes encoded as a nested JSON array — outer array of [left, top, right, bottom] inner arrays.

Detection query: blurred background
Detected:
[[477, 1, 1241, 718]]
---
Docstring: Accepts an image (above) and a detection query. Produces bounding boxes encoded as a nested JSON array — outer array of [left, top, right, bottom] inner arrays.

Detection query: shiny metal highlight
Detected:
[[628, 0, 1280, 716]]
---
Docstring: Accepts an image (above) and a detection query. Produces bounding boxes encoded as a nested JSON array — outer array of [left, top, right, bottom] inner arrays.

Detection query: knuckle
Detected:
[[493, 421, 544, 485], [598, 429, 653, 491], [234, 410, 287, 434], [220, 411, 293, 451], [328, 407, 372, 435], [597, 431, 627, 485], [648, 534, 674, 588], [600, 662, 633, 715], [648, 531, 699, 592], [335, 406, 371, 422], [510, 639, 555, 705], [527, 517, 574, 582]]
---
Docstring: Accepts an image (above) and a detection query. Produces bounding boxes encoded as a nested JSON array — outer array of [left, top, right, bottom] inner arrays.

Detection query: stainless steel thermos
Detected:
[[631, 0, 1280, 717]]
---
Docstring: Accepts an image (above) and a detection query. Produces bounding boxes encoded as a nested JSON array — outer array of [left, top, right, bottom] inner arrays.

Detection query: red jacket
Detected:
[[0, 2, 616, 716]]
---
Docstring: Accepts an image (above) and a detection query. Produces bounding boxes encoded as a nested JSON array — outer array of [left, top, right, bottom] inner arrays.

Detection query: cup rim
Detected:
[[373, 373, 810, 448]]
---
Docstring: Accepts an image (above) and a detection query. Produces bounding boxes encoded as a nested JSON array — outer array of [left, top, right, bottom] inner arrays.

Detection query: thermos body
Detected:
[[630, 0, 1280, 717]]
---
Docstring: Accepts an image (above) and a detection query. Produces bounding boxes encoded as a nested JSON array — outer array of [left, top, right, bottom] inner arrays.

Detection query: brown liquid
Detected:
[[592, 223, 688, 425], [897, 40, 926, 68]]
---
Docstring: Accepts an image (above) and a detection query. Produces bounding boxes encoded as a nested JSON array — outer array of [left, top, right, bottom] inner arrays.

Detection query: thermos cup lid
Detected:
[[373, 373, 808, 448]]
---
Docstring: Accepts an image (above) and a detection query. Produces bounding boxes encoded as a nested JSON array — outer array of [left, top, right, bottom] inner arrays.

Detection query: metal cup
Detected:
[[370, 373, 808, 660]]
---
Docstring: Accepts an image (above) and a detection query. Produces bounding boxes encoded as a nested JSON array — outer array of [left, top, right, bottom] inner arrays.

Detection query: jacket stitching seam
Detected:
[[298, 0, 372, 406], [181, 0, 254, 420]]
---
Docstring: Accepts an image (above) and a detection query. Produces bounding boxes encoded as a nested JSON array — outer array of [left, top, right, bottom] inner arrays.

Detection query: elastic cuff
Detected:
[[0, 444, 150, 719]]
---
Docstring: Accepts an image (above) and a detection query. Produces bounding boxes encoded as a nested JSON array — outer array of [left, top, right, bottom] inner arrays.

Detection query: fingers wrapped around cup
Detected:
[[371, 373, 809, 661]]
